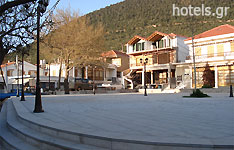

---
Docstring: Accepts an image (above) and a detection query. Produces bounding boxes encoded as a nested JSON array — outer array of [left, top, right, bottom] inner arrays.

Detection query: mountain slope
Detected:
[[86, 0, 234, 51]]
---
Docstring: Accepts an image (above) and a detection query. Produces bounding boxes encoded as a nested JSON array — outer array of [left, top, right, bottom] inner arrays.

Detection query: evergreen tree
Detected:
[[202, 63, 215, 87]]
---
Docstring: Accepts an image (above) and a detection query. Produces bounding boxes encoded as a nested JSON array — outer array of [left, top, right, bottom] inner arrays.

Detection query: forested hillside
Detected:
[[86, 0, 234, 50]]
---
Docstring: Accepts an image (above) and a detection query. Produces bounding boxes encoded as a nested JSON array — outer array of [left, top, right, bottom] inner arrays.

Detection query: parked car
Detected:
[[70, 78, 94, 91]]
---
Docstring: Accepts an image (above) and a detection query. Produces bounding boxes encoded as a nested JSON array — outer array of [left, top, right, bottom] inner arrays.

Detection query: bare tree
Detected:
[[41, 8, 106, 94], [0, 0, 38, 65], [0, 0, 60, 66], [0, 0, 36, 15]]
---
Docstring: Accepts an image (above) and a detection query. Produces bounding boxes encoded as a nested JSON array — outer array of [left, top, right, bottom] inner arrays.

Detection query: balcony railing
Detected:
[[186, 51, 234, 61], [129, 46, 173, 54]]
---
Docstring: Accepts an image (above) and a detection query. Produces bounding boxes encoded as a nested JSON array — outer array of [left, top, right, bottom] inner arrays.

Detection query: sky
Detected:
[[48, 0, 124, 16]]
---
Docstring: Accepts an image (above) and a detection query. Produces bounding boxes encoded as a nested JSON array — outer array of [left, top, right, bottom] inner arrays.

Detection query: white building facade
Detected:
[[126, 31, 189, 89], [184, 24, 234, 88]]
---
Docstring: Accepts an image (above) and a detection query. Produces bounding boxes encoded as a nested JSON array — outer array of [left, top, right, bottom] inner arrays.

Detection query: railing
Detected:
[[186, 51, 234, 61], [129, 46, 173, 54]]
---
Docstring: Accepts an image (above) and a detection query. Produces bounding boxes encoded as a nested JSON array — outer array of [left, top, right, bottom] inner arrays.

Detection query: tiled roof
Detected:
[[185, 24, 234, 41], [127, 35, 147, 45], [102, 50, 129, 58], [1, 62, 15, 68], [127, 31, 186, 45], [147, 31, 168, 41]]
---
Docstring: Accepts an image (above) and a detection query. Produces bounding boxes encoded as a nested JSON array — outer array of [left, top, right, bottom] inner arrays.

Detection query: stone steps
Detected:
[[0, 101, 40, 150], [6, 100, 108, 150]]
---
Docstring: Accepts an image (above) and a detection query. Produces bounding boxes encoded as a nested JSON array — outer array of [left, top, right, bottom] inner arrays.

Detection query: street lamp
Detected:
[[140, 57, 148, 96], [16, 55, 19, 97], [20, 50, 25, 101], [34, 0, 49, 113], [93, 66, 97, 95]]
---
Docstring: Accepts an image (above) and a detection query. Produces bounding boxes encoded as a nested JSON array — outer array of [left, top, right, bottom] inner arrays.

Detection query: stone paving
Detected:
[[17, 93, 234, 146]]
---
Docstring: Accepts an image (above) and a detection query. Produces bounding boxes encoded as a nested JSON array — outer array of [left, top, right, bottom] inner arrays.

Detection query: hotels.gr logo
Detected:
[[172, 4, 230, 18]]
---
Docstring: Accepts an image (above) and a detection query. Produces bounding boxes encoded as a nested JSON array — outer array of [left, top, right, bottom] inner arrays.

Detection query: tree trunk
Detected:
[[0, 40, 8, 66], [0, 67, 7, 90], [58, 60, 62, 90], [64, 67, 70, 94]]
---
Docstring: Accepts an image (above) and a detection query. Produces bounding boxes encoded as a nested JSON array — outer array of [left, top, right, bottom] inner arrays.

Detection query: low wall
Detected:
[[181, 86, 230, 93]]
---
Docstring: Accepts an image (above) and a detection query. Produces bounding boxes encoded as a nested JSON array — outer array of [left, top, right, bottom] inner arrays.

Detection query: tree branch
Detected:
[[0, 0, 36, 16]]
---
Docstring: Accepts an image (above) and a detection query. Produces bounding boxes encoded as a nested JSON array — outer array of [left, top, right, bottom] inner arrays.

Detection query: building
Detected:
[[126, 31, 188, 90], [184, 24, 234, 88], [0, 60, 44, 92], [102, 50, 129, 85], [48, 50, 129, 89]]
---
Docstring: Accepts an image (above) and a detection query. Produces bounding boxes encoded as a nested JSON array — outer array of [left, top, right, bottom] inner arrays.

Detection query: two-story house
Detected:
[[102, 50, 129, 84], [185, 24, 234, 88], [126, 31, 188, 90], [0, 60, 44, 92]]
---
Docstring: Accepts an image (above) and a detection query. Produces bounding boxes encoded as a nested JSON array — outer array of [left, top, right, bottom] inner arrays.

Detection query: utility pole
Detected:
[[192, 29, 197, 90]]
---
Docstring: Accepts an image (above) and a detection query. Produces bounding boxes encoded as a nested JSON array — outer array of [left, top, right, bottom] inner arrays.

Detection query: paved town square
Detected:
[[15, 93, 234, 146]]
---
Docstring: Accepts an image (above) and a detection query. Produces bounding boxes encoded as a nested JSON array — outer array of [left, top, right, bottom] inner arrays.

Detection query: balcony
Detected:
[[128, 46, 173, 55], [130, 51, 175, 68], [186, 51, 234, 63]]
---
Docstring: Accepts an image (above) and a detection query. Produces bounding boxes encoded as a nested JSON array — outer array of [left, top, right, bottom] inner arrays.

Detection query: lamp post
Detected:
[[93, 66, 96, 95], [34, 0, 49, 113], [20, 50, 25, 101], [140, 57, 148, 96], [16, 55, 19, 97]]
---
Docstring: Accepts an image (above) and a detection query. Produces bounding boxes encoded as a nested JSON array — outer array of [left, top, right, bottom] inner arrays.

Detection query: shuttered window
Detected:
[[195, 47, 201, 56], [231, 42, 234, 52], [217, 44, 224, 56], [207, 45, 214, 57]]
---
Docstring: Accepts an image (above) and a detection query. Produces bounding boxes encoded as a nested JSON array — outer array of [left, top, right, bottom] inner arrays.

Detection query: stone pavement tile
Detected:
[[11, 93, 234, 146]]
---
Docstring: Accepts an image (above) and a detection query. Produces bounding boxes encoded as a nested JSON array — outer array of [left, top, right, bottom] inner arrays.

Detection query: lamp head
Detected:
[[145, 58, 148, 64], [140, 58, 143, 64]]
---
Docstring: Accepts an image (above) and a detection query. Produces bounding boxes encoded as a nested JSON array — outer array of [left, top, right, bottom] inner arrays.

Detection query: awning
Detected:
[[10, 78, 31, 85]]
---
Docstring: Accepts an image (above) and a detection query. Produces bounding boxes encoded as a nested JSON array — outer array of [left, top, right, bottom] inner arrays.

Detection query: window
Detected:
[[168, 39, 171, 47], [231, 42, 234, 52], [142, 42, 145, 50], [7, 70, 13, 76], [95, 70, 99, 77], [117, 71, 121, 78], [158, 39, 164, 48], [137, 43, 141, 51], [53, 70, 56, 76], [133, 44, 136, 51], [28, 70, 36, 77], [112, 58, 121, 67], [100, 71, 103, 77], [195, 47, 201, 56], [158, 53, 170, 64], [217, 44, 224, 56], [153, 55, 158, 64], [133, 43, 145, 51], [207, 45, 214, 57]]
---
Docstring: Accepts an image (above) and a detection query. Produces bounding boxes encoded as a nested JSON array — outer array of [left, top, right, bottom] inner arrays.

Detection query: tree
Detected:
[[0, 0, 36, 16], [41, 8, 106, 94], [202, 63, 215, 88], [0, 0, 38, 66], [0, 0, 59, 66]]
